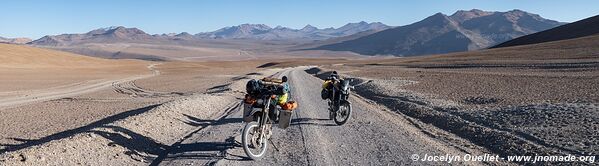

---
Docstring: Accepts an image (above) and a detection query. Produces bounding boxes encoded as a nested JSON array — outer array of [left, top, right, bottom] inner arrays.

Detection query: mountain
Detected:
[[26, 24, 387, 61], [300, 25, 318, 32], [0, 36, 32, 44], [291, 28, 393, 50], [195, 24, 274, 39], [313, 9, 564, 56], [492, 14, 599, 48], [29, 26, 154, 46], [321, 21, 389, 36], [194, 22, 390, 40], [29, 22, 390, 47]]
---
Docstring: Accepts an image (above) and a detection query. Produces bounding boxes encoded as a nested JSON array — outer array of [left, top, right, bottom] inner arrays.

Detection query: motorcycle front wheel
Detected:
[[242, 122, 268, 160], [334, 101, 352, 125]]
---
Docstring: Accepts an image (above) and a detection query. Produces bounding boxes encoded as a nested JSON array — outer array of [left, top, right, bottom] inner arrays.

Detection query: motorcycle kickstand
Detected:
[[269, 139, 280, 152]]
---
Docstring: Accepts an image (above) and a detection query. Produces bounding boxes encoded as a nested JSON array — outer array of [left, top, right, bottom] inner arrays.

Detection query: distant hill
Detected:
[[195, 21, 390, 40], [492, 14, 599, 48], [25, 23, 392, 60], [313, 9, 564, 56], [0, 36, 32, 44], [29, 26, 154, 46], [29, 22, 391, 47], [291, 29, 382, 50]]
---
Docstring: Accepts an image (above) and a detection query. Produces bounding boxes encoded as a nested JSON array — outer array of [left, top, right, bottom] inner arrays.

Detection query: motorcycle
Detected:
[[242, 81, 292, 160], [325, 78, 354, 125]]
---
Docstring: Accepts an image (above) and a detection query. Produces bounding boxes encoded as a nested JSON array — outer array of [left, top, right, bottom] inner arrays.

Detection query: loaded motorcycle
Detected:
[[322, 77, 353, 125], [242, 78, 296, 160]]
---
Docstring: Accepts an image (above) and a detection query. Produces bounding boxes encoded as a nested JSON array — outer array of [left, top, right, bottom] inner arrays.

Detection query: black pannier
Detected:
[[246, 79, 263, 96], [321, 89, 329, 100]]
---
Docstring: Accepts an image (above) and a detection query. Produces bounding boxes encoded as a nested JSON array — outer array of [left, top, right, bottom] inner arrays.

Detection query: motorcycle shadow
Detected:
[[150, 136, 252, 165], [181, 114, 243, 128], [291, 118, 337, 127]]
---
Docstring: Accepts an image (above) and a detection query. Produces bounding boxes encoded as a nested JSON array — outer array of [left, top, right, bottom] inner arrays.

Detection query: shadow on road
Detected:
[[0, 104, 162, 154], [180, 114, 242, 128], [150, 103, 249, 165], [231, 75, 249, 81], [151, 136, 249, 164], [291, 117, 337, 126], [91, 125, 168, 161], [206, 83, 232, 94]]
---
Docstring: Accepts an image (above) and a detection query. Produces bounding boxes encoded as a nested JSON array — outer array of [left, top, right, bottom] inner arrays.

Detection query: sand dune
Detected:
[[0, 43, 145, 68], [0, 43, 150, 93]]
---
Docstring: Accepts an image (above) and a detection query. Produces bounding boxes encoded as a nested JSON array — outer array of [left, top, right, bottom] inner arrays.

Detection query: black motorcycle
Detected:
[[242, 80, 291, 160], [323, 78, 353, 125]]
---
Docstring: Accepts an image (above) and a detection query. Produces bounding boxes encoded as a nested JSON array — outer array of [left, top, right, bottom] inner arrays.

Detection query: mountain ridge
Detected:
[[492, 14, 599, 48], [312, 9, 565, 56], [28, 22, 391, 46], [29, 26, 154, 46], [0, 36, 32, 44], [194, 22, 390, 40]]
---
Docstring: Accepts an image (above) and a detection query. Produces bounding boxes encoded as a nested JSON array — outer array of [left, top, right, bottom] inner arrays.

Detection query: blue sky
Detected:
[[1, 0, 598, 39]]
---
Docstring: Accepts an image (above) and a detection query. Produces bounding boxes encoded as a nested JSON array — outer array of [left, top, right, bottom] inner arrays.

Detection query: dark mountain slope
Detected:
[[492, 14, 599, 48], [313, 9, 564, 56]]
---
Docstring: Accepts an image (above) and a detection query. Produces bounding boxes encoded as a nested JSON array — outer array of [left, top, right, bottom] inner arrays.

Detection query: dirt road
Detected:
[[151, 67, 487, 165], [0, 64, 159, 109]]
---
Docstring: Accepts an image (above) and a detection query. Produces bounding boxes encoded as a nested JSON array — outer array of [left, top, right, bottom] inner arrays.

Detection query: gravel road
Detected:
[[153, 67, 487, 166], [0, 64, 160, 109]]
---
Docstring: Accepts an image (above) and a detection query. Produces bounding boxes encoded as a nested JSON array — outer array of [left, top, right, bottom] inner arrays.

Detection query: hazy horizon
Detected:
[[2, 0, 598, 39]]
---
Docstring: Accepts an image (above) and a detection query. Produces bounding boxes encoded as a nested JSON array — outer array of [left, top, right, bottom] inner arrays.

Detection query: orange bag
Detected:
[[244, 94, 256, 104], [281, 101, 298, 110]]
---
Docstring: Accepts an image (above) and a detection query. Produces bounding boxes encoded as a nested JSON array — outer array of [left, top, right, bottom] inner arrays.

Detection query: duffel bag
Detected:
[[281, 101, 298, 110], [246, 79, 263, 95]]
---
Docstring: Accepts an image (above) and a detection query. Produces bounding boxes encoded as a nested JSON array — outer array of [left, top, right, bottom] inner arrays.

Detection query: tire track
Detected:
[[111, 63, 192, 98], [0, 63, 162, 109], [112, 80, 188, 98]]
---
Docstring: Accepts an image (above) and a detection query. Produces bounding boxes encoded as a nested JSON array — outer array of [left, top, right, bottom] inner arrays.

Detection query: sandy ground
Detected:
[[135, 61, 269, 93], [0, 44, 279, 164], [38, 40, 366, 61], [0, 66, 280, 165], [0, 44, 150, 93], [0, 60, 270, 153]]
